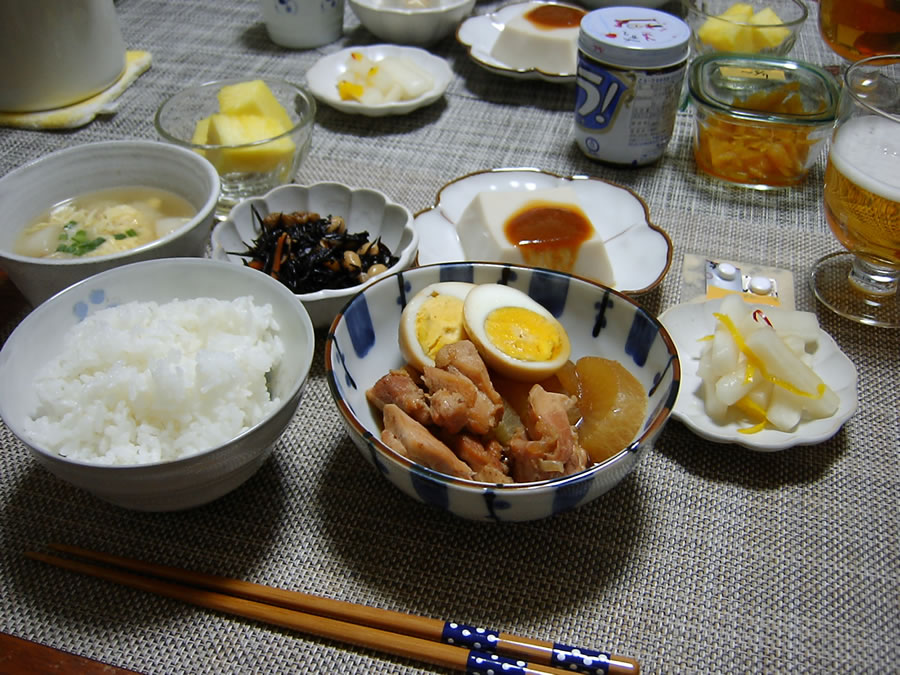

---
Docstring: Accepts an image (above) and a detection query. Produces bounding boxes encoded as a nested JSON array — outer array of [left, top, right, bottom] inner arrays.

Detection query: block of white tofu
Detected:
[[490, 10, 580, 73], [456, 187, 616, 286]]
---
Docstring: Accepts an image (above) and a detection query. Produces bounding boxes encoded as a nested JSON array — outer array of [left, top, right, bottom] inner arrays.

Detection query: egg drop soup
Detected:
[[15, 186, 196, 259]]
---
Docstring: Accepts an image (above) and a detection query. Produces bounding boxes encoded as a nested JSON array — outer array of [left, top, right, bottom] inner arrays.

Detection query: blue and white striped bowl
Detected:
[[326, 262, 680, 522]]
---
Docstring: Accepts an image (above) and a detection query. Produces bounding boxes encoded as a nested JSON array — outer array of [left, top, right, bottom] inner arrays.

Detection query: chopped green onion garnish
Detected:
[[56, 227, 106, 256]]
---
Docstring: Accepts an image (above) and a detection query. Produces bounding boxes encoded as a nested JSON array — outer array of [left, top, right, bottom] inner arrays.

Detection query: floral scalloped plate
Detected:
[[455, 1, 580, 83], [306, 44, 453, 116], [658, 298, 859, 451], [413, 167, 672, 295]]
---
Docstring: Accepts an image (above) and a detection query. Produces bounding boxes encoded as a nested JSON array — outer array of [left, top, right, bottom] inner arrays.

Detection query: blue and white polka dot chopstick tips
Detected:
[[28, 543, 640, 674]]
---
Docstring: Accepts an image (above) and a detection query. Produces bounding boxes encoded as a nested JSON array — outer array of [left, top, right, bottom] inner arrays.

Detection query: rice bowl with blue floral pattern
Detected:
[[326, 262, 680, 522]]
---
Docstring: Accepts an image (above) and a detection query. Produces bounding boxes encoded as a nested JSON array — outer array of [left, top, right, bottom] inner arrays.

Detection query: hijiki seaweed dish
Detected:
[[233, 208, 399, 294]]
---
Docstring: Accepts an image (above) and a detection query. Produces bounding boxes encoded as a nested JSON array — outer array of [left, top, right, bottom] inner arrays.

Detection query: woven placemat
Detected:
[[1, 0, 897, 673]]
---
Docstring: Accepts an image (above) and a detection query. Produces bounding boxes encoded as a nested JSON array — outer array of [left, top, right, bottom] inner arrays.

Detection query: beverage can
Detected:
[[574, 6, 690, 166]]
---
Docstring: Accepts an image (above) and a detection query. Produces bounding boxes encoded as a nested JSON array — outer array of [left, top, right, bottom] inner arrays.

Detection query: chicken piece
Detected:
[[508, 385, 589, 482], [450, 434, 510, 483], [367, 369, 431, 426], [473, 464, 513, 484], [434, 340, 503, 405], [381, 430, 408, 456], [429, 389, 470, 434], [423, 365, 477, 406], [466, 386, 504, 435], [422, 365, 502, 435], [381, 404, 474, 479]]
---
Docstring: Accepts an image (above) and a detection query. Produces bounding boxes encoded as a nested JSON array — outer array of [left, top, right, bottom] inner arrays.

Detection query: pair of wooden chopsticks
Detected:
[[27, 544, 639, 675]]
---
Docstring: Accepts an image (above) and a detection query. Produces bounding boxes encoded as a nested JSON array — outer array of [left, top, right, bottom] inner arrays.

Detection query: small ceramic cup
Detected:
[[260, 0, 345, 49]]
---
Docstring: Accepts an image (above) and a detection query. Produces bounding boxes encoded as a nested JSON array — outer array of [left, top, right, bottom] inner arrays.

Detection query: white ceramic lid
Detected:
[[578, 6, 690, 69]]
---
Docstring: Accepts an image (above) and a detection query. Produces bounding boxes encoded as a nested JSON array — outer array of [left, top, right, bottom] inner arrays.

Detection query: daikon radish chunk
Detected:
[[744, 381, 772, 410], [798, 381, 840, 419], [766, 385, 804, 431], [781, 335, 807, 359], [765, 307, 821, 344], [744, 328, 826, 398], [709, 325, 740, 377], [702, 376, 729, 423], [360, 88, 385, 105], [715, 367, 754, 406], [383, 84, 405, 103], [720, 294, 757, 335]]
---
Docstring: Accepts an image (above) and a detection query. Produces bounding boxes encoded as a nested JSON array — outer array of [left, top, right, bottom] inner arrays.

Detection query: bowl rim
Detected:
[[154, 77, 317, 150], [349, 0, 475, 16], [0, 257, 315, 471], [325, 261, 682, 492], [0, 140, 220, 266], [211, 181, 419, 303], [688, 53, 840, 125], [682, 0, 809, 27]]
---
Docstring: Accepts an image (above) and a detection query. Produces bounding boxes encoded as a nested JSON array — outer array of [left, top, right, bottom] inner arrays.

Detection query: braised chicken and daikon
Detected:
[[15, 186, 195, 259], [366, 282, 648, 484]]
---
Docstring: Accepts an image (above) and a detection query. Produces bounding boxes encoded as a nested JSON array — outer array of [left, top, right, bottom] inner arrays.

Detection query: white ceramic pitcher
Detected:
[[0, 0, 127, 112]]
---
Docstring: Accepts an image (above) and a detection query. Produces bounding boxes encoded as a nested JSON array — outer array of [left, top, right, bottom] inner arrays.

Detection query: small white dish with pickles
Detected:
[[659, 296, 858, 451], [456, 1, 586, 82], [413, 167, 672, 295], [305, 45, 453, 116]]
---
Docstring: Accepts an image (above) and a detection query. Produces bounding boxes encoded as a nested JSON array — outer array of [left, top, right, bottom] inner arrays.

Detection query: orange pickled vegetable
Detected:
[[694, 82, 825, 187]]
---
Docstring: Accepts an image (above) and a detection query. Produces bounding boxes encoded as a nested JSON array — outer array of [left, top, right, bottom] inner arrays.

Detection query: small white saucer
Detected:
[[413, 167, 672, 295], [456, 1, 578, 82], [659, 298, 859, 451], [305, 45, 452, 116]]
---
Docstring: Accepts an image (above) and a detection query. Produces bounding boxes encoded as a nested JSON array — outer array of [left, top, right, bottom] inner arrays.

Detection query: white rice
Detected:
[[24, 296, 284, 466]]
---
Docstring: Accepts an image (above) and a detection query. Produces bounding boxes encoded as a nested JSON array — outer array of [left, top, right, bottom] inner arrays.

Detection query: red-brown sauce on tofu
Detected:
[[524, 4, 586, 29], [503, 201, 594, 274]]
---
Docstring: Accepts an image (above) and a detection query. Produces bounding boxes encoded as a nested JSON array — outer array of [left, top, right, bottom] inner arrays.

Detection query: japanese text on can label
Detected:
[[575, 58, 686, 166]]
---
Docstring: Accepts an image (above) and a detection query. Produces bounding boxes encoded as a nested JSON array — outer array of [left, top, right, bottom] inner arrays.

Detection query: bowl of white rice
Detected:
[[0, 257, 315, 511]]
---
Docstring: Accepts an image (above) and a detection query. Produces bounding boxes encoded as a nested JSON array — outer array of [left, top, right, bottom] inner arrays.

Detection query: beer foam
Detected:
[[830, 116, 900, 202]]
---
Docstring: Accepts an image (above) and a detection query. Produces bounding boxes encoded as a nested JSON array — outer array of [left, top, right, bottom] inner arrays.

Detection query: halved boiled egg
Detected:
[[462, 284, 570, 382], [399, 281, 476, 372]]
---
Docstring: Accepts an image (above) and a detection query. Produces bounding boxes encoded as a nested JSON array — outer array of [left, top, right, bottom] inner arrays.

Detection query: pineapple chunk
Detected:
[[192, 116, 211, 144], [191, 116, 211, 157], [216, 79, 294, 132], [205, 113, 296, 174], [750, 7, 790, 49], [697, 3, 789, 53], [698, 5, 754, 53], [720, 2, 754, 19]]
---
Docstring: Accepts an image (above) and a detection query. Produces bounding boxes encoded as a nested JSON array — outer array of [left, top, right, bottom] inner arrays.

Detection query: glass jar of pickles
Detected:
[[687, 53, 840, 189]]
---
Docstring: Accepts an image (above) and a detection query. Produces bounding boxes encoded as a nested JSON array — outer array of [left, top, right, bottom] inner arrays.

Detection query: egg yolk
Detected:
[[483, 306, 565, 362], [416, 293, 467, 361]]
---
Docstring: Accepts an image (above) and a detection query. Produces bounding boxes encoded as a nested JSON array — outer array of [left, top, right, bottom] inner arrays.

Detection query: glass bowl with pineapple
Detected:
[[682, 0, 808, 56], [155, 79, 316, 214]]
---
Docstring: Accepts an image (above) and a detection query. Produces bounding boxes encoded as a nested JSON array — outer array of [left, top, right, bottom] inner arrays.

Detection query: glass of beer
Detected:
[[818, 0, 900, 62], [810, 55, 900, 327]]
